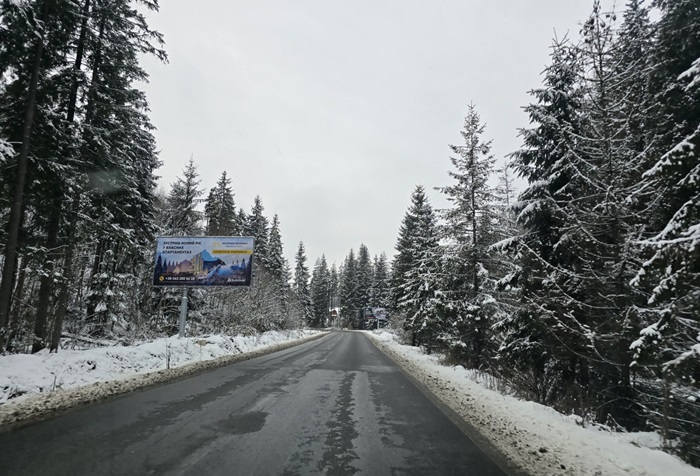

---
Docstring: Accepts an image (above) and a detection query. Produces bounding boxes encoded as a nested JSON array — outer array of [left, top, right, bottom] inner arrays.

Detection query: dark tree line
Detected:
[[292, 242, 390, 329], [335, 245, 390, 327]]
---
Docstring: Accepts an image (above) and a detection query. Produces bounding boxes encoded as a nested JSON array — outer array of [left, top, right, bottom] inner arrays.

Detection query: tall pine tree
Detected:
[[396, 187, 443, 352], [205, 171, 238, 236], [293, 241, 312, 326], [437, 104, 500, 368]]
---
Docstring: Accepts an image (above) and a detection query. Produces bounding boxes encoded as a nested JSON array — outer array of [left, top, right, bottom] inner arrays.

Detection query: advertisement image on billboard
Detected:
[[153, 236, 254, 287]]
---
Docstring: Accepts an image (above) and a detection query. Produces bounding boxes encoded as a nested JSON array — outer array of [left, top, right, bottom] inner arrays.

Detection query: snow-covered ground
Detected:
[[0, 329, 324, 426], [365, 329, 700, 476]]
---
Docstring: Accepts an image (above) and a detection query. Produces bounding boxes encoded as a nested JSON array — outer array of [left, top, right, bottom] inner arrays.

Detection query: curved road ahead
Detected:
[[0, 331, 508, 475]]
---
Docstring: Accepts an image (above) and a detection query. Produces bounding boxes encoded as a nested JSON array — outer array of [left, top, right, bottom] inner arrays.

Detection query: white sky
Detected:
[[141, 0, 615, 268]]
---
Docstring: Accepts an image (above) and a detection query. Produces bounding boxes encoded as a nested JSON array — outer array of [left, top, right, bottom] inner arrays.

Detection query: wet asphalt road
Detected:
[[0, 331, 507, 475]]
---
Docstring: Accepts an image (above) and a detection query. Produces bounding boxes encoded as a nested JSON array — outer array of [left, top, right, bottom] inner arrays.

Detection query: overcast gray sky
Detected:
[[141, 0, 612, 268]]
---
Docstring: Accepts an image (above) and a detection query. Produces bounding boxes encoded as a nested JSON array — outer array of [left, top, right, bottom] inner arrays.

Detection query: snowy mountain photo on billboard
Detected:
[[153, 236, 255, 287]]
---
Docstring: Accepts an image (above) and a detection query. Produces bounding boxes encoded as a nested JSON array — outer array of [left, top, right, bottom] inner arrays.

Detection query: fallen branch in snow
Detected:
[[60, 333, 125, 348]]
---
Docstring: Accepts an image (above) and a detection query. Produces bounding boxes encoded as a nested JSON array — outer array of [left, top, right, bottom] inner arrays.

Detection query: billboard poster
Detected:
[[153, 236, 254, 287]]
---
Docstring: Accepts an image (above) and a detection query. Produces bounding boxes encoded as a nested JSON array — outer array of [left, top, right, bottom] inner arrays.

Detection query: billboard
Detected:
[[153, 236, 254, 287]]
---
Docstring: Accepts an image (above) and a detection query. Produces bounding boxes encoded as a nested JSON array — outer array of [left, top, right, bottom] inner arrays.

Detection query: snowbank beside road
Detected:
[[365, 330, 700, 476], [0, 330, 325, 427]]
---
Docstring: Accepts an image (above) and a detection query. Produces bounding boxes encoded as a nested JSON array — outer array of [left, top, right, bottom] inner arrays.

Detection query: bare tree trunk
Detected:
[[46, 0, 92, 352], [79, 9, 108, 334], [661, 375, 671, 450], [32, 197, 61, 353], [85, 238, 105, 325], [0, 0, 56, 351], [66, 0, 91, 125], [51, 197, 80, 352], [5, 256, 28, 352], [470, 163, 481, 368]]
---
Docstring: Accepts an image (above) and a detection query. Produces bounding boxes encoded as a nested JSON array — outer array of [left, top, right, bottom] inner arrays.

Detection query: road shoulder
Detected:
[[364, 331, 529, 476], [364, 330, 700, 476], [0, 331, 328, 431]]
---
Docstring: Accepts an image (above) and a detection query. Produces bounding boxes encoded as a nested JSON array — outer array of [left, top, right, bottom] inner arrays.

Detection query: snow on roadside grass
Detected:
[[365, 329, 700, 476], [0, 330, 325, 426]]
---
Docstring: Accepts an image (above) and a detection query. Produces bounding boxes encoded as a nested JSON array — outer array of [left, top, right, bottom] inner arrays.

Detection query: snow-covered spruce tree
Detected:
[[498, 36, 585, 405], [502, 2, 655, 427], [329, 263, 340, 321], [205, 171, 238, 236], [0, 0, 79, 350], [284, 290, 306, 330], [339, 249, 360, 327], [79, 0, 164, 338], [613, 0, 654, 174], [293, 241, 313, 327], [266, 215, 287, 279], [390, 186, 430, 312], [530, 2, 652, 427], [237, 208, 249, 235], [0, 136, 21, 349], [488, 161, 522, 356], [492, 159, 522, 255], [0, 0, 165, 346], [201, 171, 239, 330], [265, 214, 290, 328], [491, 159, 521, 260], [280, 258, 299, 328], [629, 0, 700, 463], [494, 161, 516, 211], [396, 186, 444, 353], [370, 253, 391, 309], [202, 208, 288, 334], [0, 0, 71, 350], [309, 255, 330, 328], [150, 158, 203, 335], [0, 0, 86, 351], [356, 244, 373, 309], [220, 210, 288, 333], [248, 195, 269, 266], [165, 158, 203, 236], [436, 104, 501, 369]]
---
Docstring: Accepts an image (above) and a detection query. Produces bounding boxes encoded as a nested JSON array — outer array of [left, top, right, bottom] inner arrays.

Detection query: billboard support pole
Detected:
[[178, 287, 189, 338]]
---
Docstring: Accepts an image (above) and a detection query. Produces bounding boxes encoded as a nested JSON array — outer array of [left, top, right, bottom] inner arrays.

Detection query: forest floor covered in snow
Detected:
[[0, 329, 325, 428], [365, 329, 700, 476]]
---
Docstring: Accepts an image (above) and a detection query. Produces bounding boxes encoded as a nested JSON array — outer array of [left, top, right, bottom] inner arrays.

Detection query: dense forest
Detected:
[[0, 0, 697, 467], [0, 0, 309, 348], [388, 0, 699, 466]]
